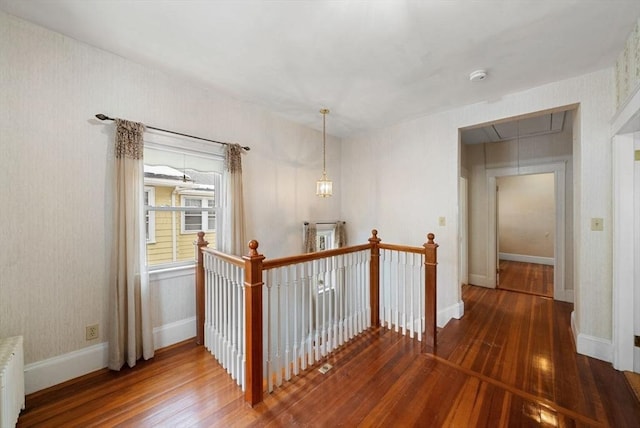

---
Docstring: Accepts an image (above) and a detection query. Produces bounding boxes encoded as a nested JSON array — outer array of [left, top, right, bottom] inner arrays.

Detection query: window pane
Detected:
[[207, 199, 215, 231], [184, 212, 202, 231], [184, 198, 201, 207], [144, 145, 221, 267]]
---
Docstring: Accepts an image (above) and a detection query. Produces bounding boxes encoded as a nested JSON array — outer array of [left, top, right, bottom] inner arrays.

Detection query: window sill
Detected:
[[149, 263, 196, 281]]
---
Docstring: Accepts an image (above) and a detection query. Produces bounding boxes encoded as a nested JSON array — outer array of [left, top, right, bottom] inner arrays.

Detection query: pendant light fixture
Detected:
[[316, 108, 333, 197]]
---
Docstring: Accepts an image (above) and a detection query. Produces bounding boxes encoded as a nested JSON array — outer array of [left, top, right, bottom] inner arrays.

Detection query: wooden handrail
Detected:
[[379, 242, 427, 254], [201, 246, 244, 266], [262, 243, 370, 270]]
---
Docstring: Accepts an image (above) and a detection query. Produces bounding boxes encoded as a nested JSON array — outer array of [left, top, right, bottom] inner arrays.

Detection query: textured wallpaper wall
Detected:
[[0, 11, 340, 365], [342, 69, 614, 341], [616, 18, 640, 109]]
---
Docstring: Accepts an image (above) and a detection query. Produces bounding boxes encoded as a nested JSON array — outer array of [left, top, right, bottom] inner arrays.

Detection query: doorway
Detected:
[[459, 107, 574, 303], [487, 164, 566, 299], [495, 173, 555, 298]]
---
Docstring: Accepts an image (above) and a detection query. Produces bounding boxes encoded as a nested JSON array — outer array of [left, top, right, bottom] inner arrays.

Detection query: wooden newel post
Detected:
[[424, 233, 438, 349], [243, 240, 265, 406], [369, 229, 381, 328], [196, 231, 209, 346]]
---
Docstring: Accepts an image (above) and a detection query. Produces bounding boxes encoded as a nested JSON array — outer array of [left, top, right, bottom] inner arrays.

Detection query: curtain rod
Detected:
[[95, 114, 250, 151], [304, 221, 346, 225]]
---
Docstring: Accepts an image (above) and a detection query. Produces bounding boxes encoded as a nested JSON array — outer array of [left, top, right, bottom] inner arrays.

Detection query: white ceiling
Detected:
[[1, 0, 639, 137]]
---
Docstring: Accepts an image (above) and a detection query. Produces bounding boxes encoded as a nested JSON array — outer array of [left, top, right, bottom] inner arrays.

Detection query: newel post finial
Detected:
[[427, 233, 436, 246], [197, 231, 209, 247], [248, 239, 259, 256]]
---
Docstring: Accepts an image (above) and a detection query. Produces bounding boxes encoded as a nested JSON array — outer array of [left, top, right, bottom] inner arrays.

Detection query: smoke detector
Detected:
[[469, 69, 488, 82]]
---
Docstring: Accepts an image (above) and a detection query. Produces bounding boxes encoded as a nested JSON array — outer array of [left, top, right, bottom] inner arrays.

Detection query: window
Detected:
[[143, 137, 224, 269], [182, 196, 215, 233], [144, 187, 156, 243], [316, 226, 336, 251]]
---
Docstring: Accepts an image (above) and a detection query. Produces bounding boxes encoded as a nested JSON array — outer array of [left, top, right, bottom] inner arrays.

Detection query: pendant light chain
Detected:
[[316, 108, 333, 197], [321, 108, 329, 175]]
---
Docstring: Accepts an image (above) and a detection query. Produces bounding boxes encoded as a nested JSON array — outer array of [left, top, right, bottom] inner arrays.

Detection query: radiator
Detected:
[[0, 336, 25, 428]]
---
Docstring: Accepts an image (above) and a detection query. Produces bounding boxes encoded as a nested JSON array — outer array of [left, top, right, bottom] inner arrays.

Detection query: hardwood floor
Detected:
[[497, 260, 554, 297], [18, 286, 640, 427]]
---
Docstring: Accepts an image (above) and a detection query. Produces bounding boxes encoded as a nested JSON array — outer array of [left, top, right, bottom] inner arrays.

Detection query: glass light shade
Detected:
[[316, 174, 333, 197]]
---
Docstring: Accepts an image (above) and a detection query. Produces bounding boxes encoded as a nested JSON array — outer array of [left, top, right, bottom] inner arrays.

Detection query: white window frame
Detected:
[[316, 224, 336, 251], [143, 132, 224, 271], [181, 195, 216, 234], [144, 186, 156, 243]]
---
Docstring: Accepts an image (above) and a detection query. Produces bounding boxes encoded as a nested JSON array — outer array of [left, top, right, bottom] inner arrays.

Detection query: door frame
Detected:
[[458, 176, 469, 286], [612, 133, 638, 372], [486, 161, 567, 300]]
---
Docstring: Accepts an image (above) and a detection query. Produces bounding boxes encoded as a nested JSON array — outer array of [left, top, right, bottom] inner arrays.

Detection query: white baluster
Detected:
[[240, 272, 246, 390], [236, 264, 244, 388], [284, 266, 291, 381], [419, 255, 424, 341], [265, 270, 273, 393], [409, 253, 415, 338], [401, 251, 407, 336], [231, 265, 238, 381], [312, 259, 320, 362], [307, 261, 315, 366]]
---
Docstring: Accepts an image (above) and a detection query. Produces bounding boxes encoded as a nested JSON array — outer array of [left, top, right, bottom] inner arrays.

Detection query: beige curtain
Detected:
[[303, 222, 317, 253], [108, 119, 154, 370], [220, 143, 246, 256], [334, 221, 347, 248]]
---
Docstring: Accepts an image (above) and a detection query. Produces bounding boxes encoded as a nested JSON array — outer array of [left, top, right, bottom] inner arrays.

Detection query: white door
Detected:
[[495, 183, 500, 287], [635, 135, 640, 372]]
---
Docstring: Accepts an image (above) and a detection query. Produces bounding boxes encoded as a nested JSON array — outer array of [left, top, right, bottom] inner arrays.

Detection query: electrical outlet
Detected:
[[86, 324, 99, 341], [438, 216, 446, 227]]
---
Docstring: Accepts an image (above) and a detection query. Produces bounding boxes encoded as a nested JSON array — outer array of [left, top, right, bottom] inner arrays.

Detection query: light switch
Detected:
[[591, 218, 603, 231], [438, 216, 446, 227]]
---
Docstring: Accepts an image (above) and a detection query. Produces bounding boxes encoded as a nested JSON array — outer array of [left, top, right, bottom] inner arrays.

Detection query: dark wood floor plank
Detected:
[[498, 259, 554, 297], [18, 283, 640, 427]]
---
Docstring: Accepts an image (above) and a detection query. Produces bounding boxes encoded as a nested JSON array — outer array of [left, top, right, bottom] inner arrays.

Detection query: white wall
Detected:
[[497, 173, 555, 259], [0, 11, 340, 377], [342, 68, 614, 360]]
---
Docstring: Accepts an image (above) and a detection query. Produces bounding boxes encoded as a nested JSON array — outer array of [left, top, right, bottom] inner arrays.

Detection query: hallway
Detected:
[[17, 286, 640, 426]]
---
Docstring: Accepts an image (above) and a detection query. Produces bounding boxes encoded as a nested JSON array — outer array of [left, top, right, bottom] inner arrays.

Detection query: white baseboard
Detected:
[[24, 317, 197, 395], [499, 253, 554, 266], [468, 274, 493, 288], [571, 311, 612, 363], [437, 300, 465, 328], [24, 342, 109, 395], [153, 317, 196, 349]]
